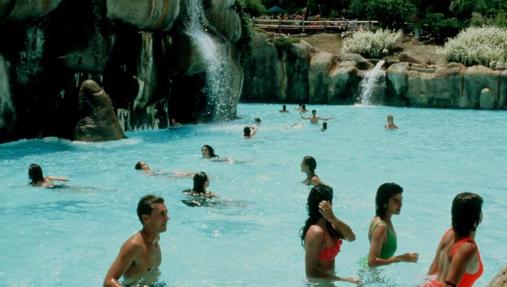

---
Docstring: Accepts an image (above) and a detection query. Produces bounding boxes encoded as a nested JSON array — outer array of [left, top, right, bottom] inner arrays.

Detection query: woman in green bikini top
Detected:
[[367, 183, 419, 267]]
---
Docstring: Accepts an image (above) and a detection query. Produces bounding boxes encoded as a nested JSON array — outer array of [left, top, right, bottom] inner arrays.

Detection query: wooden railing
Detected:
[[253, 18, 379, 33]]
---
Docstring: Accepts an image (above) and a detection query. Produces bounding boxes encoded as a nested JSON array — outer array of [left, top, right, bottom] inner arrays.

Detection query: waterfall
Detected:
[[184, 0, 235, 121], [358, 60, 385, 105]]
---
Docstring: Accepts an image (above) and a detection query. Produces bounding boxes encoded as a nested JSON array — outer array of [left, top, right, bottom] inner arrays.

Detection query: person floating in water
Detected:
[[28, 163, 68, 188], [367, 183, 418, 267], [301, 110, 334, 125], [279, 104, 289, 113], [385, 114, 398, 129], [301, 156, 323, 186], [254, 117, 262, 125], [297, 103, 308, 113], [300, 185, 360, 284], [134, 161, 194, 178], [103, 195, 169, 287], [181, 172, 217, 207], [201, 145, 231, 162], [243, 126, 257, 138], [169, 118, 182, 128], [423, 192, 484, 287], [321, 122, 328, 132]]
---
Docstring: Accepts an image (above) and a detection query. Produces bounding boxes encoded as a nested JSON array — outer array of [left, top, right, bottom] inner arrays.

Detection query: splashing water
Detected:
[[184, 0, 235, 121], [358, 60, 385, 105]]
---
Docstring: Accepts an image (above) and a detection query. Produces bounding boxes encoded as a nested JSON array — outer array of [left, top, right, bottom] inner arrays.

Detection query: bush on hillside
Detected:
[[442, 27, 507, 69], [470, 11, 507, 28], [342, 29, 402, 58], [421, 12, 462, 43], [242, 0, 266, 16], [272, 37, 300, 49]]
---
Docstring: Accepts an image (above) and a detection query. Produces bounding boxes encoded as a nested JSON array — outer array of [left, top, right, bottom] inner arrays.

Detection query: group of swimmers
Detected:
[[27, 105, 482, 287]]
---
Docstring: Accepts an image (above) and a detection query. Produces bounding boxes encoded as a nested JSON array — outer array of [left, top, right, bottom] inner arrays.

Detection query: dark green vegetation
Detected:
[[240, 0, 507, 42]]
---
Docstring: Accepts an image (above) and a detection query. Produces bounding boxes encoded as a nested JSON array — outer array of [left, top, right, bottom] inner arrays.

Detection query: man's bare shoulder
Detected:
[[121, 232, 145, 253]]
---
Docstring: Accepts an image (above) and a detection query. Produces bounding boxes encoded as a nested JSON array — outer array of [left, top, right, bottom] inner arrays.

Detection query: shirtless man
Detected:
[[104, 195, 169, 287], [301, 110, 334, 125], [385, 114, 399, 129]]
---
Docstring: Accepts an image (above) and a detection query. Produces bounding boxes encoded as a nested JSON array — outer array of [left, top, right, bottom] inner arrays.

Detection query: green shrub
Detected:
[[422, 12, 462, 43], [470, 11, 507, 28], [242, 0, 266, 16], [342, 29, 402, 58], [271, 37, 300, 49], [442, 26, 507, 69], [365, 0, 416, 29]]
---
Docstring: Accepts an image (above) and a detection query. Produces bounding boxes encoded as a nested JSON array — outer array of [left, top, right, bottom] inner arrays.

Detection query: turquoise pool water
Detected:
[[1, 104, 506, 286]]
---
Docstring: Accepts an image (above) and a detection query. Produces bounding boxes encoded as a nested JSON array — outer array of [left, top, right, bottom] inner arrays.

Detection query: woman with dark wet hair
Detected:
[[28, 163, 68, 188], [367, 183, 418, 267], [201, 145, 231, 163], [201, 145, 218, 159], [182, 172, 217, 207], [424, 192, 484, 287], [300, 156, 322, 186], [300, 185, 359, 284]]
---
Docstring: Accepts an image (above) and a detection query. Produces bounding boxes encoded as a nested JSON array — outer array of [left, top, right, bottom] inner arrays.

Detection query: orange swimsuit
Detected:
[[424, 237, 483, 287], [319, 239, 342, 261]]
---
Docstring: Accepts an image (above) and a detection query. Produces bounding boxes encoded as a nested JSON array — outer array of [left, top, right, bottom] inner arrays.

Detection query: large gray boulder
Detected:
[[0, 54, 16, 138], [308, 51, 339, 103], [207, 0, 241, 43], [107, 0, 181, 31], [404, 63, 464, 108], [241, 33, 284, 102], [500, 69, 507, 109], [74, 80, 125, 141], [463, 65, 501, 109], [487, 266, 507, 287], [3, 0, 61, 21], [328, 62, 360, 104], [0, 0, 14, 20]]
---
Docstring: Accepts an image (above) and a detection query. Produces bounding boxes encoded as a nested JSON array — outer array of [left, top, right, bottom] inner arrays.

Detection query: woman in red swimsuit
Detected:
[[424, 192, 484, 287], [300, 185, 360, 284]]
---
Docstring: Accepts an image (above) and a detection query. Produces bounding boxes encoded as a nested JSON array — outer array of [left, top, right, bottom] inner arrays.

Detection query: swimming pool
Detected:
[[1, 104, 506, 286]]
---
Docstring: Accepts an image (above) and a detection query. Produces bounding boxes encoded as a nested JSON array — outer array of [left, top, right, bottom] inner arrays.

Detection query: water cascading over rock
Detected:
[[184, 0, 237, 121], [358, 60, 386, 105]]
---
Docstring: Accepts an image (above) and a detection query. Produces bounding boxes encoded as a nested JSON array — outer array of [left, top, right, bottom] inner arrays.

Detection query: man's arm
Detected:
[[300, 113, 310, 120], [104, 240, 141, 287]]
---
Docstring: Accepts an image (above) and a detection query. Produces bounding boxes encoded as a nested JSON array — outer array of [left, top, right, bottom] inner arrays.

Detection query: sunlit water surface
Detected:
[[1, 104, 506, 286]]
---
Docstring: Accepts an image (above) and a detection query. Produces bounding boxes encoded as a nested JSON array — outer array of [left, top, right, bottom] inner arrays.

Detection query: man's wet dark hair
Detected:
[[243, 126, 251, 137], [312, 109, 317, 114], [375, 183, 403, 219], [137, 195, 165, 224], [302, 156, 317, 173], [452, 192, 483, 237], [134, 161, 143, 170], [28, 163, 44, 184], [322, 122, 327, 130], [254, 117, 261, 123]]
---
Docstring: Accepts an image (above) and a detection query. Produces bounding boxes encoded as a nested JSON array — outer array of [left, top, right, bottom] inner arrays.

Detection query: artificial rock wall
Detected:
[[0, 0, 244, 143]]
